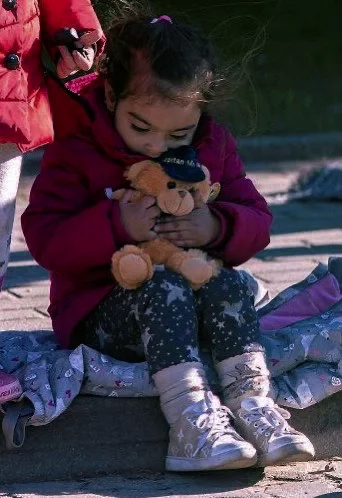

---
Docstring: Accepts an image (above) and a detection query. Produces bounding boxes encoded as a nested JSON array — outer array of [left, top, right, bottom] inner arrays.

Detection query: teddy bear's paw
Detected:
[[111, 245, 154, 289], [179, 257, 214, 289]]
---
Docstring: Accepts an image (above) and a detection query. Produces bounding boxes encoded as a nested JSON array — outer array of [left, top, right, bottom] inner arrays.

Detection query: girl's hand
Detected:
[[154, 191, 221, 247], [119, 192, 161, 242], [56, 29, 103, 79]]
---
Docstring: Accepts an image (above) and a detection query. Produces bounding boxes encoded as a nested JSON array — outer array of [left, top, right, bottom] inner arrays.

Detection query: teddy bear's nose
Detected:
[[178, 191, 187, 198]]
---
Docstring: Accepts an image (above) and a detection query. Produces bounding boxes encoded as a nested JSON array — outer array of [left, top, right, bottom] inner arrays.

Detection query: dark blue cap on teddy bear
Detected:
[[158, 145, 206, 183]]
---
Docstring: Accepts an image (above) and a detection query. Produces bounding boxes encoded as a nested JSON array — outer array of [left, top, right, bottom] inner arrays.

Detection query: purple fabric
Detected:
[[260, 273, 341, 331]]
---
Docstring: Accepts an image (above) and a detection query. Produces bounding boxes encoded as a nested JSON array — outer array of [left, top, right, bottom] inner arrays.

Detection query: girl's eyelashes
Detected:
[[130, 123, 188, 141], [170, 134, 188, 141], [131, 123, 150, 133]]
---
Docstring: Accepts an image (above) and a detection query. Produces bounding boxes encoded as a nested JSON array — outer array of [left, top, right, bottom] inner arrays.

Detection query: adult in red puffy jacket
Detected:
[[0, 0, 103, 401]]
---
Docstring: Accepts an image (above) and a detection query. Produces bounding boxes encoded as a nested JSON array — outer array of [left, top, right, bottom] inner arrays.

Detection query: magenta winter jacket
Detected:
[[21, 78, 273, 347]]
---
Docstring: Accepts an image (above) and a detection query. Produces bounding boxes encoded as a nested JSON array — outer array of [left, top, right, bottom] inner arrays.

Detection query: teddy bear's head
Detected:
[[125, 160, 211, 216]]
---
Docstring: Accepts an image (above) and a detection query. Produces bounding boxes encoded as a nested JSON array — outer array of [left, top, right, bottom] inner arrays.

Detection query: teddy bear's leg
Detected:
[[111, 245, 154, 290], [167, 249, 221, 290]]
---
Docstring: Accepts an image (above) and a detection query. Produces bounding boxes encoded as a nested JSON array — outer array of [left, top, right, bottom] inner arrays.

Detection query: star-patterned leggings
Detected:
[[75, 268, 260, 376]]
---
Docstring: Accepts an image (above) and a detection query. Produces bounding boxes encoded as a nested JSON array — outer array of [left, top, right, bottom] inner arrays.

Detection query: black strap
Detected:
[[2, 399, 34, 450]]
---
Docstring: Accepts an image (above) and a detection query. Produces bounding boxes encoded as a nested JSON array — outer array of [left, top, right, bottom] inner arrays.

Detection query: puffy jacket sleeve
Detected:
[[21, 145, 133, 276], [38, 0, 105, 53], [206, 131, 273, 266]]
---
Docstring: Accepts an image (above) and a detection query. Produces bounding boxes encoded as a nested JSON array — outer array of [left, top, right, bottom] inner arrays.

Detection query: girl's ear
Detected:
[[104, 80, 116, 112]]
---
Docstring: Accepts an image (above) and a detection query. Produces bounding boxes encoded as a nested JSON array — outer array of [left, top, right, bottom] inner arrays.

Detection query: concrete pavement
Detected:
[[1, 460, 342, 497]]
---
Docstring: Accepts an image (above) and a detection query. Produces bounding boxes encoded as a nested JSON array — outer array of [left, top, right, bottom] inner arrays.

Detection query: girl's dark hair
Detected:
[[97, 1, 222, 106]]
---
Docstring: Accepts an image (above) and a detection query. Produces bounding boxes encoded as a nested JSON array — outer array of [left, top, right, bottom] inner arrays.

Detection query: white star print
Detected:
[[186, 345, 200, 361], [142, 328, 154, 349], [220, 300, 245, 326], [129, 303, 140, 321], [161, 281, 187, 306]]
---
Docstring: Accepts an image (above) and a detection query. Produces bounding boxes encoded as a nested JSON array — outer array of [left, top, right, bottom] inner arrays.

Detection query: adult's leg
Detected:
[[0, 144, 23, 401], [0, 144, 22, 291]]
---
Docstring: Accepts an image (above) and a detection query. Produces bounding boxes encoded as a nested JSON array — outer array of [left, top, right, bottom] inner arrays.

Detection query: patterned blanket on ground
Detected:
[[0, 258, 342, 449]]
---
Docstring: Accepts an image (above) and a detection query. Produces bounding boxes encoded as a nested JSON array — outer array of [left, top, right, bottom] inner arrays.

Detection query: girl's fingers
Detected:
[[147, 206, 161, 218], [120, 190, 134, 204], [154, 220, 191, 233], [140, 196, 157, 208], [157, 230, 192, 241]]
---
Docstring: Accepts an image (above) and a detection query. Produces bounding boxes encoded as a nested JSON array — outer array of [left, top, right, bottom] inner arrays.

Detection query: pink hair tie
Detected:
[[151, 15, 173, 24]]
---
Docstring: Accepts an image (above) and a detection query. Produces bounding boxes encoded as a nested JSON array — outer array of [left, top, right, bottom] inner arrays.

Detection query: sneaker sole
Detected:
[[0, 378, 22, 403], [257, 442, 315, 467], [166, 446, 257, 472]]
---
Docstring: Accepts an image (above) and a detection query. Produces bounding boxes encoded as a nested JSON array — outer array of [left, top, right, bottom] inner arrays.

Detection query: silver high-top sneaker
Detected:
[[234, 396, 315, 467], [166, 391, 257, 471], [216, 351, 315, 466]]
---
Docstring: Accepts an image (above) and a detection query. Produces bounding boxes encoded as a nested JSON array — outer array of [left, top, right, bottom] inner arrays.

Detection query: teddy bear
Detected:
[[110, 146, 222, 290]]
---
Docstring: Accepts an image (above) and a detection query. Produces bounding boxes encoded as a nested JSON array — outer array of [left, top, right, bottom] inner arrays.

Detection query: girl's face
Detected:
[[114, 94, 201, 158]]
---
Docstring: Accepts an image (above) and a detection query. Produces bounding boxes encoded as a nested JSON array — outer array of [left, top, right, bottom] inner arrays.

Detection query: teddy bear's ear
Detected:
[[126, 161, 154, 181]]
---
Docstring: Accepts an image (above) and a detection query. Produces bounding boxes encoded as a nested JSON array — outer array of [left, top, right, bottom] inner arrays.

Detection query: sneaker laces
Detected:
[[190, 404, 240, 457], [240, 404, 294, 439]]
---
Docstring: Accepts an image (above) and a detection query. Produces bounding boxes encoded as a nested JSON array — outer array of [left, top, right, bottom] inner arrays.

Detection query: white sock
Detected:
[[152, 362, 211, 426]]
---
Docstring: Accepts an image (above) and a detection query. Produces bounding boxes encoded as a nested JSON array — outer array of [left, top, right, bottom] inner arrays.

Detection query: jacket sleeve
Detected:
[[21, 148, 133, 276], [206, 131, 273, 266], [38, 0, 105, 53]]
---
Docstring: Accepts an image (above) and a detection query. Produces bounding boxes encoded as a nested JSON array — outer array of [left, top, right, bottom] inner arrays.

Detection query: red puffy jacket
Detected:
[[0, 0, 103, 151], [21, 79, 273, 347]]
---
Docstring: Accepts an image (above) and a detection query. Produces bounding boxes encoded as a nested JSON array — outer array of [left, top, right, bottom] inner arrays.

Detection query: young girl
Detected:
[[21, 4, 315, 471], [0, 0, 104, 401]]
